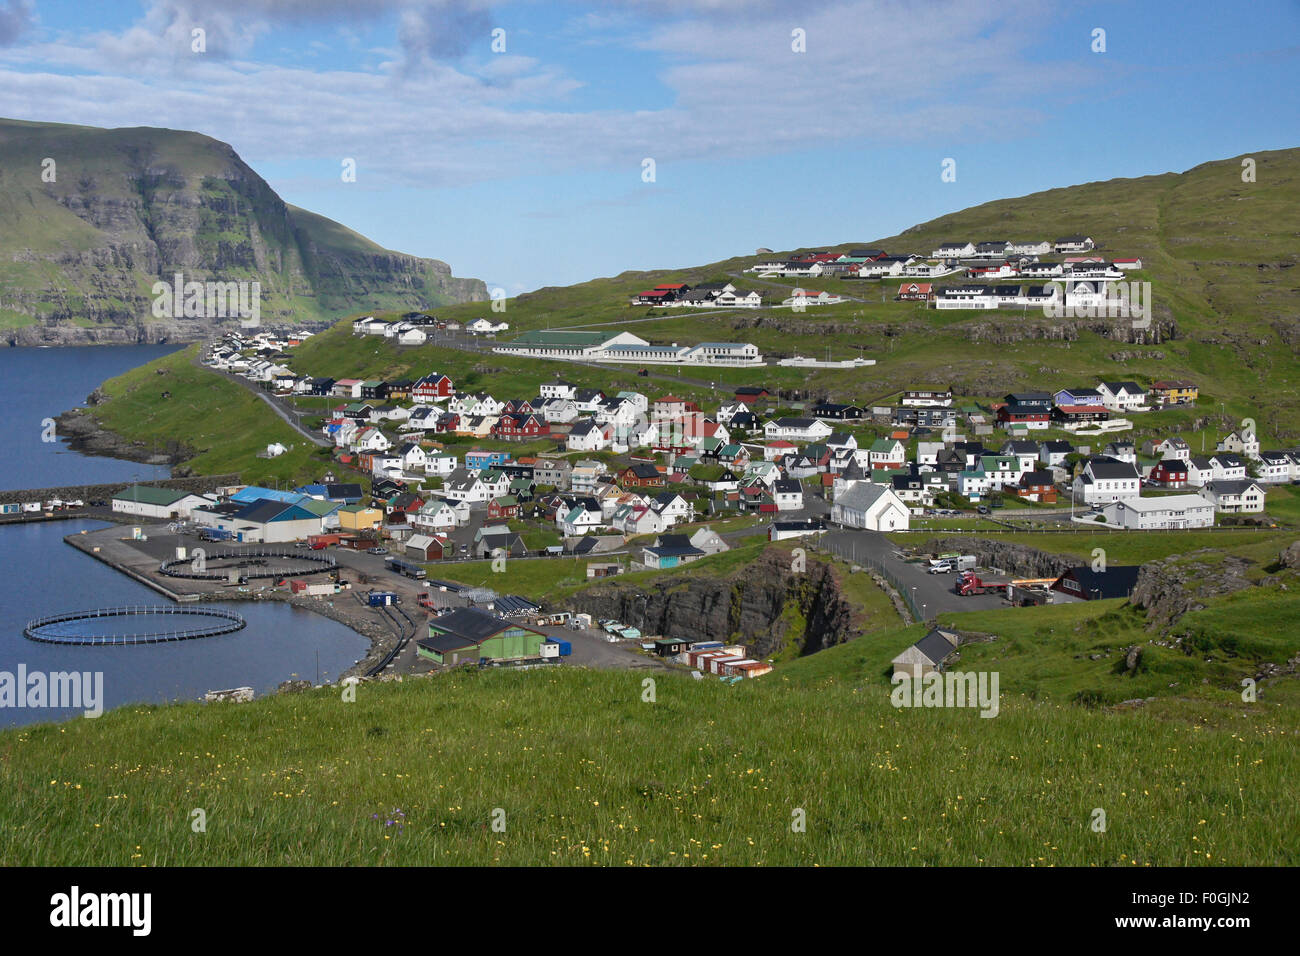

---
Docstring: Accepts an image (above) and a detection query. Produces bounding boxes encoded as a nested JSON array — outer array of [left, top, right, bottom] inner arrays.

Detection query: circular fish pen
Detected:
[[158, 549, 337, 581], [24, 605, 247, 645]]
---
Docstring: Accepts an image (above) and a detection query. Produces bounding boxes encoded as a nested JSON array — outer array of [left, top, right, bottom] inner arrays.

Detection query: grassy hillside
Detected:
[[289, 147, 1299, 440], [91, 345, 328, 485], [3, 657, 1296, 866]]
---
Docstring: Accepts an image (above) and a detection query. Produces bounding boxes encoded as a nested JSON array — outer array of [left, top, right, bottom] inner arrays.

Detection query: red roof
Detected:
[[638, 289, 671, 297], [898, 283, 933, 294]]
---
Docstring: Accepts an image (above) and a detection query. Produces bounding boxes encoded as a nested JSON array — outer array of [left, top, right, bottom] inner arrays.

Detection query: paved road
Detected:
[[192, 350, 328, 447], [819, 528, 1009, 618]]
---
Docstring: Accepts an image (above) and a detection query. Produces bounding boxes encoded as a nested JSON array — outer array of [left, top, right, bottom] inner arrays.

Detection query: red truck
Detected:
[[956, 570, 1009, 596]]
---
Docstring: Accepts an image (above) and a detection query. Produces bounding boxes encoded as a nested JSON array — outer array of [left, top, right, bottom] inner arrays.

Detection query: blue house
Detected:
[[465, 450, 513, 472]]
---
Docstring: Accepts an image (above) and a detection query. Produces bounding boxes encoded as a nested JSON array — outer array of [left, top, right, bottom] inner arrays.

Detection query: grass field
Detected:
[[2, 652, 1296, 866], [91, 345, 328, 486]]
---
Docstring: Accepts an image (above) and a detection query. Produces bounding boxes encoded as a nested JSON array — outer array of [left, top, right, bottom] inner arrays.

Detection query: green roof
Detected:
[[508, 330, 613, 347], [112, 484, 193, 506], [298, 499, 341, 517]]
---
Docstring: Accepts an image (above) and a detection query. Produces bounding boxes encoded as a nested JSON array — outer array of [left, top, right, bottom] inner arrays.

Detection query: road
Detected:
[[192, 350, 329, 447], [819, 528, 1009, 618]]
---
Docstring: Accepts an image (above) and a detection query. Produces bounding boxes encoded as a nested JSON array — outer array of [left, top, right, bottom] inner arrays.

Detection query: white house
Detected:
[[396, 442, 428, 474], [1072, 457, 1141, 505], [1256, 450, 1296, 484], [1208, 453, 1248, 482], [1102, 495, 1215, 530], [442, 469, 491, 503], [764, 417, 832, 442], [424, 452, 459, 477], [567, 420, 615, 452], [830, 481, 910, 531], [467, 318, 509, 335], [353, 427, 392, 452], [539, 380, 577, 401], [932, 241, 975, 259], [1217, 430, 1261, 460], [650, 492, 693, 526], [773, 479, 805, 511], [1199, 480, 1265, 513], [1148, 436, 1191, 462], [1097, 381, 1148, 413], [411, 499, 459, 532]]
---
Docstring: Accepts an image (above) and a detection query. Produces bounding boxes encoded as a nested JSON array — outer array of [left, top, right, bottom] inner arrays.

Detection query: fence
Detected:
[[25, 605, 247, 645], [816, 537, 923, 621]]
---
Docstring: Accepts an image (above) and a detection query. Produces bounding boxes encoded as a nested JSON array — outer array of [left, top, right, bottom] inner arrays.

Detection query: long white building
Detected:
[[495, 331, 762, 366]]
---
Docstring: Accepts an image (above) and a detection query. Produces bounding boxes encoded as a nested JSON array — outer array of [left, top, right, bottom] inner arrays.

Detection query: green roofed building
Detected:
[[110, 484, 211, 520], [416, 607, 548, 667]]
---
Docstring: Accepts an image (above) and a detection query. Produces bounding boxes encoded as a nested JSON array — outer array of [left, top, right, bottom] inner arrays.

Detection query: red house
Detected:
[[1149, 459, 1189, 488], [1016, 471, 1058, 504], [619, 463, 665, 488], [734, 386, 771, 404], [997, 404, 1051, 429], [412, 373, 455, 402], [492, 413, 550, 440], [487, 496, 520, 520], [896, 282, 934, 301]]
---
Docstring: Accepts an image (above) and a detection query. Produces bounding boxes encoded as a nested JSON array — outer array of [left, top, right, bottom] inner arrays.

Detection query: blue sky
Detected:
[[0, 0, 1296, 294]]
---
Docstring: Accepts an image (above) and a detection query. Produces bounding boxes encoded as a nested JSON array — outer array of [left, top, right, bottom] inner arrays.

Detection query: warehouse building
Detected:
[[111, 484, 212, 520], [416, 607, 549, 667]]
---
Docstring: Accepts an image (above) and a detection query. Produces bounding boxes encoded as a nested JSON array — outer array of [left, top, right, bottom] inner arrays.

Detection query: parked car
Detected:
[[367, 547, 388, 555], [976, 505, 990, 515]]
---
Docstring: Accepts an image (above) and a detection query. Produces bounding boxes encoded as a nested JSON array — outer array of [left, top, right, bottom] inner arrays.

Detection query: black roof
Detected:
[[913, 628, 959, 665], [427, 607, 515, 645], [1057, 565, 1140, 600]]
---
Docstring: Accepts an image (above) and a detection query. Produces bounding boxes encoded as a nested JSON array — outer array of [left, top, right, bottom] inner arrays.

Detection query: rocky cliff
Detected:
[[919, 536, 1082, 578], [564, 548, 866, 658], [1129, 550, 1259, 632], [0, 118, 486, 346]]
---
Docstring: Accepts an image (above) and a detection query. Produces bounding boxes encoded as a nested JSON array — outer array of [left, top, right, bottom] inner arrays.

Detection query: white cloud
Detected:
[[0, 0, 1097, 189]]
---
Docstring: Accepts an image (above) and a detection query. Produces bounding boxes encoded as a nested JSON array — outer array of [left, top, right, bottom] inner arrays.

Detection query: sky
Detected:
[[0, 0, 1297, 295]]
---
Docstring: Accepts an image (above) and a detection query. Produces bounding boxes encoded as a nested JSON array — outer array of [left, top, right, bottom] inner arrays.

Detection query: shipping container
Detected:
[[367, 591, 399, 607], [0, 504, 20, 515], [709, 655, 742, 675]]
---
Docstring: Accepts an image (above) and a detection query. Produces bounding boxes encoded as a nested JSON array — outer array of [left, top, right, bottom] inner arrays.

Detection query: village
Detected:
[[45, 288, 1261, 681]]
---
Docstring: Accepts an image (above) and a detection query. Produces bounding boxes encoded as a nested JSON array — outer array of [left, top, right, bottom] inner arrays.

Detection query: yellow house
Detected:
[[338, 504, 384, 532], [1150, 380, 1198, 406]]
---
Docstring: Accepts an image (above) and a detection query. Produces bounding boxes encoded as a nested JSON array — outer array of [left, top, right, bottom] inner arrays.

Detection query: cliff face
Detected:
[[0, 118, 486, 345], [1129, 550, 1257, 632], [566, 549, 863, 659], [919, 536, 1082, 578]]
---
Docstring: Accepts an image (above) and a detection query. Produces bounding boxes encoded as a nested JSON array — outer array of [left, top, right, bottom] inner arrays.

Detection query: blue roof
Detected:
[[230, 486, 308, 505]]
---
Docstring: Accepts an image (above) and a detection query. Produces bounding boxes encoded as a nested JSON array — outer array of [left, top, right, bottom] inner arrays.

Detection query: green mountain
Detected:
[[0, 118, 487, 345], [342, 145, 1293, 439]]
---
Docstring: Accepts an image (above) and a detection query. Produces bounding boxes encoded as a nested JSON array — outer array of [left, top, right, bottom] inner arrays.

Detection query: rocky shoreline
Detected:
[[54, 393, 195, 471]]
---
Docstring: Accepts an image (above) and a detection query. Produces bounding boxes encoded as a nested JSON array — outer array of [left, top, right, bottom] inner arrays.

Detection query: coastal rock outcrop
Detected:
[[564, 548, 864, 658], [919, 536, 1081, 578]]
